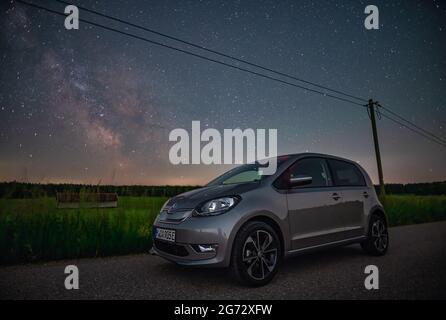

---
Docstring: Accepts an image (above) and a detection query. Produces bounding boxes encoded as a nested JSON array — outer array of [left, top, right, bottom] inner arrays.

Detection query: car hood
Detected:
[[163, 183, 259, 212]]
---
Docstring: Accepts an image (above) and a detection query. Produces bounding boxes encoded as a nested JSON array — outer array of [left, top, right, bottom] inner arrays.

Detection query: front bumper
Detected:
[[152, 210, 236, 267]]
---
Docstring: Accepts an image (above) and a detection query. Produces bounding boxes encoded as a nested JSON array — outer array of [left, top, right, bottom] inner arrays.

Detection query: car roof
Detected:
[[278, 152, 358, 164]]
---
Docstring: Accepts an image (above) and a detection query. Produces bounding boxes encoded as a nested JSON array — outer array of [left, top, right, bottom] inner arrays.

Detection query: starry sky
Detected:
[[0, 0, 445, 185]]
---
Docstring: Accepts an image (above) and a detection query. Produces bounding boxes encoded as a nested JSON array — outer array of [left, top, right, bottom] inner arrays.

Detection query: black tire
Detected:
[[361, 214, 389, 256], [230, 221, 281, 286]]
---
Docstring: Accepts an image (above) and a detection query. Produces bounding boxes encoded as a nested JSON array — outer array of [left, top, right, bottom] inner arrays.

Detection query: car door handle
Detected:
[[363, 191, 369, 198], [331, 193, 341, 201]]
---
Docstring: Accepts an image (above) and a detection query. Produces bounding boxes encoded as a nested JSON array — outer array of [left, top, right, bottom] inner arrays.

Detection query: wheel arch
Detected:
[[366, 205, 388, 236], [232, 214, 286, 258], [372, 208, 386, 220]]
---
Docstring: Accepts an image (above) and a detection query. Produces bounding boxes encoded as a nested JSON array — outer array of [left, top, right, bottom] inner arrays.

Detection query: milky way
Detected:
[[0, 0, 445, 185]]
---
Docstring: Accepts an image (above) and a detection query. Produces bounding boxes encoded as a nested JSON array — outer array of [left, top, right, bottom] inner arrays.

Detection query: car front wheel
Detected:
[[230, 221, 281, 286]]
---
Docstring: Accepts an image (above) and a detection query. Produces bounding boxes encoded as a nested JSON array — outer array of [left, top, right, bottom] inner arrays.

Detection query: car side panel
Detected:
[[331, 186, 368, 237], [286, 187, 349, 250], [356, 165, 386, 235]]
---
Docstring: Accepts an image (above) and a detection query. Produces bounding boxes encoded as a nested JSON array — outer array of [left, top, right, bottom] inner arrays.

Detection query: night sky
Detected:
[[1, 0, 445, 185]]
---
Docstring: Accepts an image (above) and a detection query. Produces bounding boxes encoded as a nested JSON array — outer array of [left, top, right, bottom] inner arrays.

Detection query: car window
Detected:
[[275, 158, 331, 189], [222, 170, 262, 185], [207, 156, 289, 186], [328, 159, 366, 186]]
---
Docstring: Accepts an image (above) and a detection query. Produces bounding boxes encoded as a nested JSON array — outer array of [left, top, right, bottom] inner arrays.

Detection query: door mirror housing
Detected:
[[289, 176, 313, 187]]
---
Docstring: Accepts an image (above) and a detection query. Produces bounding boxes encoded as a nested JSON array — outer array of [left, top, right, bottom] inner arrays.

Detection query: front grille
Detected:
[[154, 239, 189, 257]]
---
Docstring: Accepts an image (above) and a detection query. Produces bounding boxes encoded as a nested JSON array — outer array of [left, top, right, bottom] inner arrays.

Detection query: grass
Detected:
[[0, 194, 445, 265], [0, 196, 166, 265], [381, 194, 446, 227]]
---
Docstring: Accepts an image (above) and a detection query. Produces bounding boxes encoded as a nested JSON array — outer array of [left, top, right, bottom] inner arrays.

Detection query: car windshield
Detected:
[[207, 157, 289, 186]]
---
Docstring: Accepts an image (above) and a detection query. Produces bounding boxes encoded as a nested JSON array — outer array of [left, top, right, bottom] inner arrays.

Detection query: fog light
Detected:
[[196, 244, 217, 253]]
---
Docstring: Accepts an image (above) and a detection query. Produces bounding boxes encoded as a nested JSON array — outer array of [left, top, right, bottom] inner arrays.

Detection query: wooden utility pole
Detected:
[[368, 99, 385, 196]]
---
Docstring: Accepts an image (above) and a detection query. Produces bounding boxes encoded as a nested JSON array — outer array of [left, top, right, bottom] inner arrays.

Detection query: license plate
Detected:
[[155, 228, 176, 242]]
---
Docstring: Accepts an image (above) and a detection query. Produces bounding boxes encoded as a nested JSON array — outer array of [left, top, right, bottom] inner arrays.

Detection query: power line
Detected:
[[366, 100, 446, 148], [16, 0, 366, 108], [379, 111, 446, 147], [53, 0, 368, 104], [17, 0, 446, 150], [55, 0, 446, 149], [378, 103, 446, 145]]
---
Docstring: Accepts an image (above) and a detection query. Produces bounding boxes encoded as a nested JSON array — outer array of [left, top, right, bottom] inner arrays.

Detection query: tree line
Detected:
[[0, 182, 200, 198], [377, 181, 446, 196], [0, 181, 445, 198]]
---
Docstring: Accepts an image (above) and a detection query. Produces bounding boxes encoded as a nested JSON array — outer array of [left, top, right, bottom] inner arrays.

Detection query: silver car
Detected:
[[152, 153, 389, 286]]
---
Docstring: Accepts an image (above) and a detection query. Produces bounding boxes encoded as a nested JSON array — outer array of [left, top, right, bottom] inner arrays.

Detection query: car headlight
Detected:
[[194, 196, 240, 216]]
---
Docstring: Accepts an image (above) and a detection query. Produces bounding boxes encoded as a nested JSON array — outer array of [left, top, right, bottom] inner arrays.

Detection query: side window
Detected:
[[328, 159, 366, 187], [275, 158, 332, 189]]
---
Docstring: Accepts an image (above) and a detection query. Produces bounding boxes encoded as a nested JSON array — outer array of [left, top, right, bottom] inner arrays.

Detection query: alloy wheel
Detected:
[[371, 219, 388, 253], [242, 230, 278, 280]]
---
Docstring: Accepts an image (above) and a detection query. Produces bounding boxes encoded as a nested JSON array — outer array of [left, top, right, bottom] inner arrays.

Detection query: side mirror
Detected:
[[289, 175, 313, 187]]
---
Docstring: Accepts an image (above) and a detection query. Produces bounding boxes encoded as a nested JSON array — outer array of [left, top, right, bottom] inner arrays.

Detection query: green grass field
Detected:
[[381, 194, 446, 226], [0, 196, 166, 265], [0, 194, 445, 265]]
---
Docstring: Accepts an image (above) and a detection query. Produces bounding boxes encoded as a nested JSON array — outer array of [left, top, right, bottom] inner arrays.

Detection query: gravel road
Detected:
[[1, 221, 445, 299]]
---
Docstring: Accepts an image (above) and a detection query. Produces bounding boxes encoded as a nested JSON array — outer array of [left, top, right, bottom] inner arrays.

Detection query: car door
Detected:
[[327, 159, 369, 238], [276, 157, 348, 250]]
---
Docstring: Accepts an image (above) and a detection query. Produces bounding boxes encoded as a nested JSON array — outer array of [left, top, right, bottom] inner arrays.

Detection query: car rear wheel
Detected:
[[230, 221, 281, 286], [361, 214, 389, 256]]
